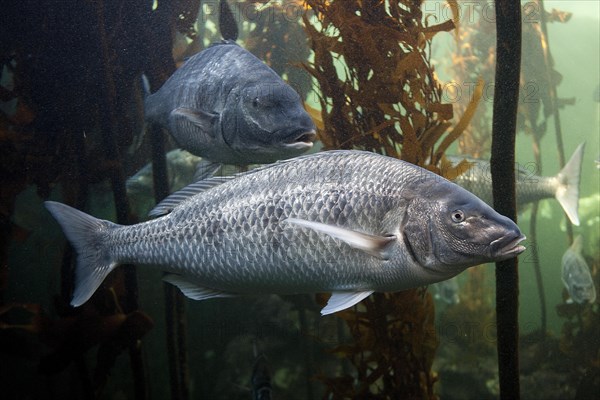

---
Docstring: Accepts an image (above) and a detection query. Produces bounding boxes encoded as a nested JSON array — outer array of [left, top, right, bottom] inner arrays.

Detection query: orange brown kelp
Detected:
[[302, 1, 478, 397]]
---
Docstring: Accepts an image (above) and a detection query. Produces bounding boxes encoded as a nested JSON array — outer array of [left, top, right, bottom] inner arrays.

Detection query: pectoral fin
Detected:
[[171, 107, 219, 136], [321, 291, 374, 315], [285, 218, 395, 259], [163, 274, 236, 301]]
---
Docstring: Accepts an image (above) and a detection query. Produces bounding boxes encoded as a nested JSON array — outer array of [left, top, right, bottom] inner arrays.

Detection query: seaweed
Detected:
[[302, 1, 479, 397], [242, 1, 313, 100], [447, 0, 574, 340], [0, 0, 182, 398], [316, 290, 438, 399], [556, 251, 600, 397]]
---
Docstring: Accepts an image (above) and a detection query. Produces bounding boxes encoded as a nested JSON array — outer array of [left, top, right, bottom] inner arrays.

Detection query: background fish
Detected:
[[126, 149, 203, 198], [45, 151, 525, 315], [561, 235, 596, 304], [144, 40, 316, 166], [432, 277, 460, 305], [449, 143, 584, 225]]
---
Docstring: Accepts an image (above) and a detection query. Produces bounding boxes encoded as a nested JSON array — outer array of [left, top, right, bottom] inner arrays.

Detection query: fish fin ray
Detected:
[[193, 160, 222, 182], [321, 291, 374, 315], [149, 175, 235, 217], [163, 274, 236, 300], [555, 142, 584, 226], [170, 108, 219, 137], [284, 218, 395, 260], [44, 201, 119, 307]]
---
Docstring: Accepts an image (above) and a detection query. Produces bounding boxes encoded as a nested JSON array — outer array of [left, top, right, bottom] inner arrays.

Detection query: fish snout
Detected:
[[489, 230, 527, 260]]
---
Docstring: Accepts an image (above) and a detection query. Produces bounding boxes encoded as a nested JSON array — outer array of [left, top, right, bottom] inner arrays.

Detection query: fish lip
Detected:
[[282, 130, 317, 150], [490, 233, 527, 258]]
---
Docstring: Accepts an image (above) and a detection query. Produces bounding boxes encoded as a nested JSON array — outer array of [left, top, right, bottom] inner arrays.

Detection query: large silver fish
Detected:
[[145, 40, 316, 166], [449, 143, 584, 226], [561, 235, 596, 304], [45, 151, 526, 315]]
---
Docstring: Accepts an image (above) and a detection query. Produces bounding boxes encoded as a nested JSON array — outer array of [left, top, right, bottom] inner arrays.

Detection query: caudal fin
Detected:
[[555, 142, 585, 226], [45, 201, 119, 306]]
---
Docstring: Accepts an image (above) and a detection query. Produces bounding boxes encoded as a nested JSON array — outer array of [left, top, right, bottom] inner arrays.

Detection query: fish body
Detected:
[[144, 40, 316, 165], [45, 151, 525, 315], [449, 143, 584, 225], [561, 235, 596, 304], [126, 149, 203, 198]]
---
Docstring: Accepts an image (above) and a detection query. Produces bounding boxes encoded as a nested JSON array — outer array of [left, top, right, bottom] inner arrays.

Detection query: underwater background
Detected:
[[1, 1, 599, 399]]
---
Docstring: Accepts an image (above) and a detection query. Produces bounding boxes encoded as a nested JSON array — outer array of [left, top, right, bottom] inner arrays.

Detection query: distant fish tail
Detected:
[[555, 142, 585, 226], [45, 201, 119, 307], [128, 74, 153, 154], [141, 73, 152, 98]]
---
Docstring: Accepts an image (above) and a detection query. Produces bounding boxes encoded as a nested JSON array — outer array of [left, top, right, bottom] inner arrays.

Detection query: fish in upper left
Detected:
[[45, 150, 525, 315], [144, 40, 317, 167], [126, 149, 203, 198], [561, 235, 596, 304]]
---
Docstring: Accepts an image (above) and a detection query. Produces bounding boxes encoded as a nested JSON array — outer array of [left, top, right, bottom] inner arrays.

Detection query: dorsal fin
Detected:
[[321, 291, 374, 315], [149, 176, 234, 217]]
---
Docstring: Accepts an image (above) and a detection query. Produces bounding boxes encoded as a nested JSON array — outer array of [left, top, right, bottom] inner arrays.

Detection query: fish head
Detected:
[[402, 181, 526, 275], [224, 82, 316, 163]]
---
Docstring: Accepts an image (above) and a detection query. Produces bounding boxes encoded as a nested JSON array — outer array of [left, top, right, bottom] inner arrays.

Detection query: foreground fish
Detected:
[[561, 235, 596, 304], [449, 143, 584, 225], [144, 40, 316, 166], [45, 151, 525, 315]]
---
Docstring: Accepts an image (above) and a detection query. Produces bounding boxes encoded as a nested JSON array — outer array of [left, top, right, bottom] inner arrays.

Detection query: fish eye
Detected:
[[252, 97, 260, 108], [451, 210, 465, 223]]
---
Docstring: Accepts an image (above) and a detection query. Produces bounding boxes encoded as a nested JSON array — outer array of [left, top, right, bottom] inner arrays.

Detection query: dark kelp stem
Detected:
[[144, 1, 190, 395], [149, 124, 184, 400], [538, 0, 573, 244], [491, 1, 521, 399], [95, 2, 147, 399]]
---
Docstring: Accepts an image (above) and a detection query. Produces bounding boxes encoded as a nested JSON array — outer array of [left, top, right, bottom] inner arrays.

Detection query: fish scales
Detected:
[[452, 161, 559, 205], [45, 150, 526, 314], [112, 153, 412, 293]]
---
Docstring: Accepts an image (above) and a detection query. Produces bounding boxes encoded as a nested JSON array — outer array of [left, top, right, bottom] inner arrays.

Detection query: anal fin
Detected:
[[163, 274, 237, 301], [321, 291, 374, 315]]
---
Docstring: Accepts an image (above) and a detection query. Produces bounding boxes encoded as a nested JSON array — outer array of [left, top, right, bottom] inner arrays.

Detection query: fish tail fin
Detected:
[[141, 73, 152, 98], [128, 74, 152, 155], [555, 142, 585, 226], [45, 201, 120, 307]]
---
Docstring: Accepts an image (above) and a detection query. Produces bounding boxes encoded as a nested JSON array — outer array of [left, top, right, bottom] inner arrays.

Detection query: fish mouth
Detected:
[[490, 232, 527, 259], [282, 130, 317, 151]]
